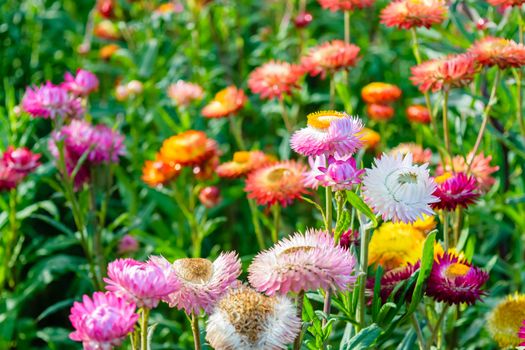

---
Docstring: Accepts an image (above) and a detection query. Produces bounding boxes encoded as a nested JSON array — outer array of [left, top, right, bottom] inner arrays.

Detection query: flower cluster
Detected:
[[361, 82, 402, 121]]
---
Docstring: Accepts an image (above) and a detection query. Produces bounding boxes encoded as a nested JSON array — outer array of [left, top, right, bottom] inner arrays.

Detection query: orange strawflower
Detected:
[[159, 130, 218, 166], [317, 0, 375, 12], [406, 105, 431, 124], [366, 104, 394, 121], [216, 151, 275, 179], [301, 40, 361, 79], [357, 128, 381, 149], [142, 156, 181, 187], [99, 44, 120, 60], [361, 82, 402, 104], [202, 86, 247, 118]]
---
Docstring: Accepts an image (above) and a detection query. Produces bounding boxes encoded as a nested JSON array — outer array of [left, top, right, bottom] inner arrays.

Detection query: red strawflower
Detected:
[[301, 40, 360, 79]]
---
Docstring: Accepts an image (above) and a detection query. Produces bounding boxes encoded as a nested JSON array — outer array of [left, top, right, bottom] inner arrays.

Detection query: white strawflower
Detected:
[[362, 153, 438, 223]]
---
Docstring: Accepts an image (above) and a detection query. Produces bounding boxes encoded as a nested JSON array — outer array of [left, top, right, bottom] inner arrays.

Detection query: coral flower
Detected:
[[361, 82, 402, 104], [248, 229, 357, 295], [244, 161, 307, 207], [22, 82, 83, 119], [486, 0, 525, 7], [247, 61, 303, 100], [216, 151, 274, 179], [437, 152, 498, 191], [291, 111, 363, 157], [368, 221, 425, 269], [202, 86, 247, 118], [406, 104, 431, 124], [469, 37, 525, 69], [159, 130, 217, 166], [390, 143, 432, 164], [168, 80, 204, 107], [366, 103, 395, 121], [69, 292, 139, 350], [488, 294, 525, 348], [410, 54, 479, 93], [3, 146, 41, 174], [301, 40, 360, 79], [362, 153, 438, 223], [206, 286, 301, 350], [315, 155, 364, 190], [141, 157, 181, 187], [357, 128, 381, 149], [104, 258, 181, 309], [150, 253, 241, 314], [99, 44, 120, 60], [380, 0, 448, 29], [432, 172, 479, 211], [62, 69, 99, 96], [317, 0, 375, 12]]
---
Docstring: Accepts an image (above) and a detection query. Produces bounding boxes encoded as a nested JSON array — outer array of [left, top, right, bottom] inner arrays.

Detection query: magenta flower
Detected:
[[62, 69, 99, 96], [150, 252, 241, 314], [69, 291, 139, 350], [432, 172, 479, 211], [372, 262, 420, 302], [3, 146, 41, 174], [117, 235, 139, 255], [426, 252, 488, 305], [315, 155, 364, 190], [339, 228, 359, 248], [0, 162, 23, 191], [22, 82, 83, 119], [104, 258, 181, 309], [248, 229, 357, 295], [291, 111, 363, 157], [519, 320, 525, 346]]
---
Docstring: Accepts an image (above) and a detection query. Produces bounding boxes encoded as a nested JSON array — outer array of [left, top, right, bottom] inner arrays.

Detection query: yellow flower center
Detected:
[[266, 167, 289, 182], [306, 110, 345, 129], [445, 263, 470, 278], [176, 258, 213, 284], [233, 151, 251, 164], [435, 172, 453, 184]]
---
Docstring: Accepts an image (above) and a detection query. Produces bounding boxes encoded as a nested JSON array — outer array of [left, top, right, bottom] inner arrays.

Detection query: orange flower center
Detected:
[[307, 110, 345, 129], [445, 263, 470, 278], [233, 151, 251, 163]]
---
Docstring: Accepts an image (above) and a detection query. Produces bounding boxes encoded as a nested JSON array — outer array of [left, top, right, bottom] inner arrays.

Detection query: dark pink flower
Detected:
[[315, 155, 364, 190], [62, 69, 99, 96], [3, 146, 40, 174], [22, 82, 83, 119], [432, 172, 479, 211], [0, 161, 23, 191]]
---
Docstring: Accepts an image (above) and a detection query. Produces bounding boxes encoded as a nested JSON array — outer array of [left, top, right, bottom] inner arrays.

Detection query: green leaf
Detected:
[[139, 39, 159, 78], [335, 82, 353, 114], [343, 323, 382, 350], [346, 191, 377, 228], [371, 266, 384, 321]]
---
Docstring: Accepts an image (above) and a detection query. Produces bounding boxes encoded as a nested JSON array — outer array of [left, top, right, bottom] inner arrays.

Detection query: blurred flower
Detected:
[[199, 186, 222, 208], [520, 321, 525, 346], [437, 152, 498, 191], [159, 130, 217, 166], [410, 54, 479, 92], [373, 262, 420, 302], [127, 80, 143, 95], [62, 69, 99, 96], [193, 152, 219, 181], [476, 18, 490, 31], [291, 111, 363, 157], [406, 104, 431, 124], [154, 2, 184, 17], [469, 37, 525, 69], [294, 11, 313, 28], [244, 161, 307, 207], [94, 20, 120, 40], [317, 0, 375, 12], [315, 155, 364, 190], [248, 229, 357, 295], [301, 40, 360, 78], [368, 221, 425, 269], [486, 0, 525, 7], [357, 127, 381, 149], [168, 80, 204, 107], [150, 253, 241, 314], [339, 228, 359, 248], [99, 44, 120, 60], [0, 162, 23, 191], [426, 252, 488, 305], [97, 0, 115, 18], [411, 214, 436, 233], [247, 61, 303, 100], [380, 0, 448, 29], [22, 82, 83, 119], [363, 153, 438, 223], [488, 294, 525, 348], [117, 235, 139, 255], [216, 151, 273, 179], [390, 143, 432, 164], [115, 85, 129, 101], [69, 291, 139, 350], [202, 86, 247, 118], [206, 286, 300, 350], [432, 172, 479, 211], [3, 146, 41, 174], [142, 156, 181, 187], [366, 103, 395, 121], [105, 258, 181, 309], [361, 82, 402, 104]]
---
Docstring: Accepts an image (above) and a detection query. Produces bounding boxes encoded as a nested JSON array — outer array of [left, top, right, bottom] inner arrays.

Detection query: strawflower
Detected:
[[247, 61, 303, 100], [62, 69, 99, 96], [406, 104, 431, 124], [390, 143, 432, 164], [216, 151, 274, 179], [361, 82, 402, 104], [301, 40, 360, 79], [488, 294, 525, 348], [469, 36, 525, 69], [168, 80, 204, 107], [366, 103, 395, 121], [432, 172, 479, 211], [317, 0, 375, 12], [314, 155, 364, 190], [159, 130, 217, 166], [437, 152, 498, 191], [202, 86, 247, 118], [22, 82, 83, 119], [380, 0, 448, 29]]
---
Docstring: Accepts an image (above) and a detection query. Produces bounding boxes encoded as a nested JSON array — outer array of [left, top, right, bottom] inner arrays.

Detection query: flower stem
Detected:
[[293, 290, 305, 350], [271, 204, 281, 243], [442, 89, 451, 162], [329, 77, 336, 109], [467, 69, 500, 174], [228, 115, 246, 150], [248, 198, 265, 250], [411, 313, 425, 350], [279, 98, 293, 132], [191, 312, 201, 350], [356, 220, 368, 332], [443, 212, 449, 252], [344, 11, 351, 44], [141, 308, 150, 350], [322, 186, 333, 326], [426, 305, 449, 350]]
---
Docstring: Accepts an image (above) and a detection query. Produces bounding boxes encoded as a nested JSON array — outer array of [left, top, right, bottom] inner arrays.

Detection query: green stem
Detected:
[[141, 308, 150, 350], [191, 312, 202, 350], [293, 290, 306, 350], [442, 89, 451, 162], [329, 76, 336, 109], [344, 11, 351, 44], [356, 220, 368, 332], [426, 305, 449, 350], [271, 204, 281, 243], [322, 187, 333, 325], [248, 199, 265, 250], [443, 212, 449, 252], [411, 313, 425, 350], [229, 115, 246, 150], [279, 98, 293, 132]]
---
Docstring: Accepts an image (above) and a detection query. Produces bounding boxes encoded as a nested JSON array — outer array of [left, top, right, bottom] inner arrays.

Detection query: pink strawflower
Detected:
[[168, 80, 204, 107], [69, 291, 139, 350], [22, 82, 83, 119], [248, 229, 358, 295], [0, 162, 23, 191], [380, 0, 448, 29], [437, 152, 499, 191], [520, 320, 525, 346], [432, 172, 479, 211], [291, 111, 363, 157], [426, 252, 488, 305], [62, 69, 99, 96], [247, 61, 303, 100], [150, 252, 241, 314], [301, 40, 360, 79], [410, 54, 479, 93], [104, 258, 181, 309], [469, 37, 525, 69], [317, 0, 375, 12], [304, 155, 326, 190], [315, 155, 364, 190], [3, 146, 41, 174], [117, 235, 139, 255]]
